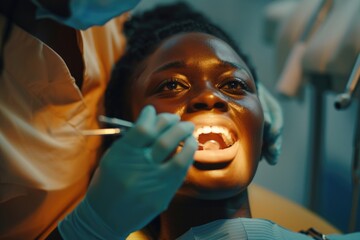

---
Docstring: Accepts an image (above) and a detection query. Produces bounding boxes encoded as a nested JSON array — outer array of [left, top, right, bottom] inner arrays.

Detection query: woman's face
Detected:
[[129, 32, 264, 200]]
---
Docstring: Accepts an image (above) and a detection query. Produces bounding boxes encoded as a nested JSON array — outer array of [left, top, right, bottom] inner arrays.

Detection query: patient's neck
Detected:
[[158, 189, 251, 240]]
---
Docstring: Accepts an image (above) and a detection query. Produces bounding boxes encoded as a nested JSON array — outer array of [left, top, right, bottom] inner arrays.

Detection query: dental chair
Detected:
[[249, 183, 340, 234]]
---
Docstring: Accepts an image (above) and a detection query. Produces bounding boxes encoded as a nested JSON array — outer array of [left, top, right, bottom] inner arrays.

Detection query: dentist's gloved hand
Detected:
[[59, 105, 198, 239], [31, 0, 141, 29]]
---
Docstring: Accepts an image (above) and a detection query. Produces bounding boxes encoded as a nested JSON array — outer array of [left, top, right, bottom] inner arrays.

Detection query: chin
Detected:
[[177, 181, 247, 200]]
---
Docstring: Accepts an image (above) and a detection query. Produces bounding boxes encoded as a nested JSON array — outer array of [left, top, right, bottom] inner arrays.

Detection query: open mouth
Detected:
[[193, 126, 236, 150]]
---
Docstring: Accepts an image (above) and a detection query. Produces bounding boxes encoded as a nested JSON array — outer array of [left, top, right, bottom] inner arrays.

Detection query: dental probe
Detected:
[[80, 128, 122, 136], [98, 115, 134, 128], [82, 116, 221, 150], [80, 116, 133, 135]]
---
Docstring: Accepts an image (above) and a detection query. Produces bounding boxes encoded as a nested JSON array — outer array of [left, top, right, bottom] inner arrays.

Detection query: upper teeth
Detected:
[[193, 126, 234, 146]]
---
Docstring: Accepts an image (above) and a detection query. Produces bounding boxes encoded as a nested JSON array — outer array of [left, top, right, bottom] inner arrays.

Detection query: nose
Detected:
[[187, 88, 228, 113]]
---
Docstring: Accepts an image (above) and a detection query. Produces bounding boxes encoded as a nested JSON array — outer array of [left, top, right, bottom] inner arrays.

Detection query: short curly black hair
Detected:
[[105, 2, 258, 121]]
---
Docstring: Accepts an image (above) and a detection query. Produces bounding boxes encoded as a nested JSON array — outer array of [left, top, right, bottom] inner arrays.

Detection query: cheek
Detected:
[[231, 100, 264, 154], [130, 99, 149, 122], [142, 98, 185, 115]]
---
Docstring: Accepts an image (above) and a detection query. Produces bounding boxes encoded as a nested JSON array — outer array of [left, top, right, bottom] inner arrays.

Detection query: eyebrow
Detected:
[[218, 60, 244, 70], [153, 59, 248, 74], [219, 60, 254, 79], [154, 61, 187, 73]]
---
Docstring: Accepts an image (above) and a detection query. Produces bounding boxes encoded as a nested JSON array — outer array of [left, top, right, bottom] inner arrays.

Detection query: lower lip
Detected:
[[193, 141, 239, 164]]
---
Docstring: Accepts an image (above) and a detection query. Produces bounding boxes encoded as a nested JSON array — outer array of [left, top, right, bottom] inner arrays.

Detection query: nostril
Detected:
[[193, 102, 208, 110], [192, 102, 227, 111], [214, 102, 226, 109]]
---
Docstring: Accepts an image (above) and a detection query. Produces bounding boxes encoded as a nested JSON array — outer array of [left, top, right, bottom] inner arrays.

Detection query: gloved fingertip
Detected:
[[158, 112, 181, 124], [142, 105, 156, 115], [136, 105, 156, 125], [180, 121, 195, 134], [186, 135, 198, 149], [165, 136, 196, 171], [181, 136, 198, 159]]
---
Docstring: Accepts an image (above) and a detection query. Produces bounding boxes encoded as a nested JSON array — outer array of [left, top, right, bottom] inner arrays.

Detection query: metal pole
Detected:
[[349, 99, 360, 232], [309, 75, 331, 211]]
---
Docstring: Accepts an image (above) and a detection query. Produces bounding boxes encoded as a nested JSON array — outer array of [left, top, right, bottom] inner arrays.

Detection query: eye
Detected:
[[156, 78, 190, 93], [219, 78, 251, 95]]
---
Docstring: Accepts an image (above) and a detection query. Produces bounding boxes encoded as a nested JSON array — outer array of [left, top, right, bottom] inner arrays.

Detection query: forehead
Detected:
[[142, 32, 251, 72]]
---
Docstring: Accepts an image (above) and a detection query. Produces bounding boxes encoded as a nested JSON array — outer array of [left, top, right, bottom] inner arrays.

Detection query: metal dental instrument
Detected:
[[82, 115, 217, 149], [334, 53, 360, 110], [98, 115, 134, 129], [80, 116, 133, 136], [81, 128, 122, 136]]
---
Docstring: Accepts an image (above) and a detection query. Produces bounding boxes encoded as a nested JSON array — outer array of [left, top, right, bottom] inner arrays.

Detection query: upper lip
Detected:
[[185, 114, 237, 126]]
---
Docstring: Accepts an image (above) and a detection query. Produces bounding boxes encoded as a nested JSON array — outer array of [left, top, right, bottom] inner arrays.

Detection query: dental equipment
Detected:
[[82, 116, 220, 149], [334, 52, 360, 231], [80, 128, 122, 136], [276, 0, 333, 97], [265, 0, 360, 231], [348, 102, 360, 232], [334, 53, 360, 110], [80, 116, 133, 136], [98, 115, 134, 128]]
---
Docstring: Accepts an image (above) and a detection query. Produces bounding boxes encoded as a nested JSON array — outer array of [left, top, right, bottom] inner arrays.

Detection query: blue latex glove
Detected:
[[258, 83, 283, 165], [31, 0, 141, 29], [59, 105, 197, 239]]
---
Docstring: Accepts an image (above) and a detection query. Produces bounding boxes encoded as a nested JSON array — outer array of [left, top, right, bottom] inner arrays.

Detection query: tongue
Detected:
[[198, 133, 227, 150], [202, 140, 220, 150]]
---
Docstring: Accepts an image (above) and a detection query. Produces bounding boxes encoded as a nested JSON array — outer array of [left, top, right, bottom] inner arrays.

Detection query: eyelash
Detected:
[[156, 78, 190, 93], [219, 78, 251, 94], [155, 77, 251, 95]]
